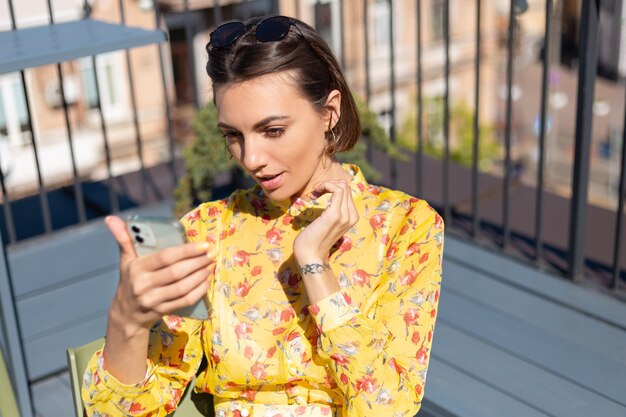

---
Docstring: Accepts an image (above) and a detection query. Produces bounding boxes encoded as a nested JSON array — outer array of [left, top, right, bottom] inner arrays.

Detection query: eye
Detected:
[[265, 127, 285, 138], [222, 130, 242, 141]]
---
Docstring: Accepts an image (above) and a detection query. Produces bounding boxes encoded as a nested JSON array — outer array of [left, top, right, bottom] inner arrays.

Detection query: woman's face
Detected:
[[215, 72, 340, 202]]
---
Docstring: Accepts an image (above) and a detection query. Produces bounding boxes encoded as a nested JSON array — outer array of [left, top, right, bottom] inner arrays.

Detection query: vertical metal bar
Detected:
[[79, 0, 117, 212], [0, 233, 34, 417], [183, 0, 200, 109], [388, 0, 397, 188], [1, 15, 37, 417], [242, 0, 250, 20], [46, 0, 88, 223], [363, 0, 371, 103], [0, 167, 16, 244], [416, 0, 423, 197], [443, 0, 451, 222], [119, 0, 149, 203], [569, 0, 599, 282], [339, 0, 346, 70], [534, 0, 553, 260], [55, 64, 88, 223], [502, 0, 516, 248], [7, 0, 53, 236], [363, 0, 373, 163], [612, 86, 626, 289], [214, 0, 223, 26], [154, 1, 178, 186], [471, 0, 481, 237], [91, 59, 119, 213]]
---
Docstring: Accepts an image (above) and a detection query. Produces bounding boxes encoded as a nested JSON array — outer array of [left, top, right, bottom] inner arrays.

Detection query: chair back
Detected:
[[67, 338, 212, 417], [0, 346, 21, 417]]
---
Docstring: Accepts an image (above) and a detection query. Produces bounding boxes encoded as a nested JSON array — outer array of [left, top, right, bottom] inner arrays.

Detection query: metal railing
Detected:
[[1, 0, 624, 288], [1, 0, 625, 416]]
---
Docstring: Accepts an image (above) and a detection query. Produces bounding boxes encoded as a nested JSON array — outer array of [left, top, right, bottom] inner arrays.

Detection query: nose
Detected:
[[241, 135, 268, 173]]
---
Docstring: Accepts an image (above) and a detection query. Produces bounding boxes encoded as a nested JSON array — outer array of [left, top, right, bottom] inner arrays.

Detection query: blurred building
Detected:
[[0, 0, 170, 196], [0, 0, 502, 198]]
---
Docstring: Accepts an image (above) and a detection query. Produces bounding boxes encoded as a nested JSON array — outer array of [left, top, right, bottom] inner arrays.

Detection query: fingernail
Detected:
[[196, 242, 210, 252]]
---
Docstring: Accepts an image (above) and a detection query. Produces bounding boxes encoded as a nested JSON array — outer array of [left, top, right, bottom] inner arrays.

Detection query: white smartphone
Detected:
[[126, 215, 210, 320]]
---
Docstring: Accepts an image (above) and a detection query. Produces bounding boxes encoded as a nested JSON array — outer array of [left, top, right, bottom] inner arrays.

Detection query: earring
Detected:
[[325, 129, 337, 156]]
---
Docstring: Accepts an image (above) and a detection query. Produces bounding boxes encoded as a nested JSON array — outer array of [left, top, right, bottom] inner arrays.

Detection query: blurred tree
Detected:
[[398, 97, 500, 172]]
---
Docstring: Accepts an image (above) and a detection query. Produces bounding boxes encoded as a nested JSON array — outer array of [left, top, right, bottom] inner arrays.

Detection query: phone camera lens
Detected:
[[131, 225, 141, 233], [135, 235, 144, 244]]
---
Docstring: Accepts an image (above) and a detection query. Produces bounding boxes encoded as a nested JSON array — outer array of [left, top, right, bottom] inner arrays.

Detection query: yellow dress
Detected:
[[82, 164, 444, 417]]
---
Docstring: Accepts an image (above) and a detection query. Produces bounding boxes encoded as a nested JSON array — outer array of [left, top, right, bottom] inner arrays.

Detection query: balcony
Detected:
[[1, 1, 625, 417]]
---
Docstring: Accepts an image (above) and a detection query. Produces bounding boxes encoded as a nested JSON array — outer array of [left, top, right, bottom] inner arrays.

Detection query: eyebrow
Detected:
[[217, 115, 291, 131]]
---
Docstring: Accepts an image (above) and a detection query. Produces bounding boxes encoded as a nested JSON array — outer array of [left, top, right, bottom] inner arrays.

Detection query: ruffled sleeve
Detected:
[[309, 201, 444, 416], [81, 316, 204, 416]]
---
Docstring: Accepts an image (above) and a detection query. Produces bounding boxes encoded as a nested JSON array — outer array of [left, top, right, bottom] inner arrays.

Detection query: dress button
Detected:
[[240, 409, 250, 417], [295, 396, 306, 405], [288, 366, 298, 376]]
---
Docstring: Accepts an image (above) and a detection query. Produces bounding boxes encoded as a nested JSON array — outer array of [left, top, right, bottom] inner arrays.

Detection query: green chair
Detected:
[[0, 346, 21, 417], [67, 338, 213, 417]]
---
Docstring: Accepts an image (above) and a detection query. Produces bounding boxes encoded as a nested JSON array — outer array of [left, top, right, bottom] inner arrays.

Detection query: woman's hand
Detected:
[[293, 180, 359, 264], [102, 215, 215, 383], [105, 215, 215, 335]]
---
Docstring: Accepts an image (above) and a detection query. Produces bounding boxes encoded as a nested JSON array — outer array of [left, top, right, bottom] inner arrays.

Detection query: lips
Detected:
[[256, 172, 283, 190]]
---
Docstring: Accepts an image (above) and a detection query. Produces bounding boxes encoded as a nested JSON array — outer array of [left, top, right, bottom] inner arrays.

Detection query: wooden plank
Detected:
[[8, 222, 118, 297], [439, 290, 626, 405], [444, 236, 626, 329], [443, 259, 626, 364], [0, 20, 165, 74], [31, 372, 73, 417], [8, 202, 172, 297], [433, 322, 626, 416], [425, 357, 550, 417], [24, 315, 107, 380], [17, 269, 117, 341]]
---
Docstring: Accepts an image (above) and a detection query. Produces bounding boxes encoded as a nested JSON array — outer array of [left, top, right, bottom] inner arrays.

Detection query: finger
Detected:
[[345, 185, 359, 226], [134, 261, 211, 310], [322, 182, 345, 217], [134, 252, 214, 290], [336, 181, 352, 219], [324, 181, 352, 219], [105, 216, 137, 260], [141, 241, 214, 271], [154, 270, 211, 314]]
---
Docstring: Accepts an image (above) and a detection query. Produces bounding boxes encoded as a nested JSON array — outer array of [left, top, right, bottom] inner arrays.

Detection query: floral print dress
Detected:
[[82, 164, 444, 417]]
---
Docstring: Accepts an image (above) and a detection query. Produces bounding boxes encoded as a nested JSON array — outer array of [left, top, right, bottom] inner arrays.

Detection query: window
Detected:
[[372, 0, 391, 51], [78, 52, 127, 120], [431, 0, 445, 42], [313, 0, 341, 57], [0, 74, 29, 145]]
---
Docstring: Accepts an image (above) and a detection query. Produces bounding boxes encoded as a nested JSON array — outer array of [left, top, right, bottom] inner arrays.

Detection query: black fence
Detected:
[[2, 0, 625, 298]]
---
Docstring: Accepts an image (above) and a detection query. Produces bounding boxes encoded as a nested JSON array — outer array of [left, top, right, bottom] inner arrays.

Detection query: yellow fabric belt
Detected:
[[212, 384, 343, 407]]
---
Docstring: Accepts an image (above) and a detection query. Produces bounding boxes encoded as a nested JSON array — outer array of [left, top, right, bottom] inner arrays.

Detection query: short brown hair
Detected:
[[205, 16, 360, 154]]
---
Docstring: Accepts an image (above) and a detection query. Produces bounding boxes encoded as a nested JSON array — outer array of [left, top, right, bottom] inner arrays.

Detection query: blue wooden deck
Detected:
[[29, 233, 626, 417]]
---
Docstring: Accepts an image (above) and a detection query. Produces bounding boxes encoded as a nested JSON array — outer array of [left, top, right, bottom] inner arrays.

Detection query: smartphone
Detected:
[[126, 215, 210, 320]]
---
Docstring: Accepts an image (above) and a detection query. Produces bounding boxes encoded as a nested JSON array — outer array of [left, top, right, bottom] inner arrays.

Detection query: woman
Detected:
[[83, 15, 443, 417]]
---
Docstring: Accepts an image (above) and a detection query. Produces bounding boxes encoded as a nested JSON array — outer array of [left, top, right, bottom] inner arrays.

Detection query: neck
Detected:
[[297, 158, 352, 200]]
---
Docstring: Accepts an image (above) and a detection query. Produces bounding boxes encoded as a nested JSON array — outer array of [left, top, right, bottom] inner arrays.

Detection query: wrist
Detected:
[[294, 247, 328, 263], [297, 261, 331, 276], [108, 304, 150, 341]]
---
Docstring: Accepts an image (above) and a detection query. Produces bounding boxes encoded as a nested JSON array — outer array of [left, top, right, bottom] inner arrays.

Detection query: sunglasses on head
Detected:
[[209, 15, 301, 48]]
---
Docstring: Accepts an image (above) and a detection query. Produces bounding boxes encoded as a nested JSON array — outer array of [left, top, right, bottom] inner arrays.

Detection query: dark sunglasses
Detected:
[[209, 15, 301, 48]]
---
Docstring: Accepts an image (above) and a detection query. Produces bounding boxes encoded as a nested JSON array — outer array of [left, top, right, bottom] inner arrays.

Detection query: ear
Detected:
[[323, 89, 341, 130]]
